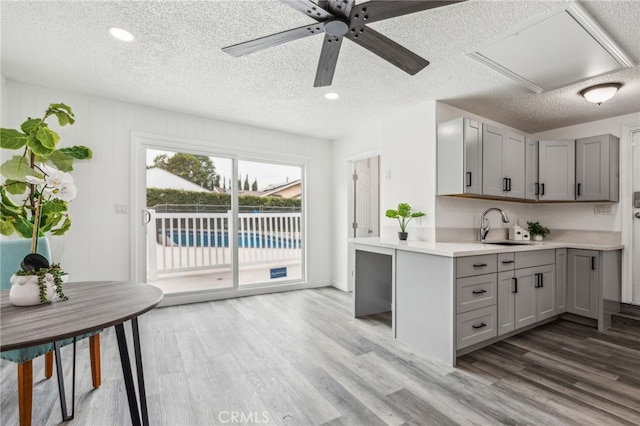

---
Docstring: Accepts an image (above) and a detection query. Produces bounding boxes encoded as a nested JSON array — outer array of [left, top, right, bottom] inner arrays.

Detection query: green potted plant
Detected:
[[385, 203, 425, 240], [527, 221, 550, 241], [1, 103, 92, 305]]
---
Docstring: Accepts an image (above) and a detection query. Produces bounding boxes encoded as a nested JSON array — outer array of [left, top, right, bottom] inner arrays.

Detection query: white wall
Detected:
[[2, 81, 333, 287], [331, 101, 438, 291]]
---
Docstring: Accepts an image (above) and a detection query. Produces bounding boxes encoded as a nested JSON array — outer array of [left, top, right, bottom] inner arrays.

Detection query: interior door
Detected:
[[632, 130, 640, 304], [353, 156, 379, 238]]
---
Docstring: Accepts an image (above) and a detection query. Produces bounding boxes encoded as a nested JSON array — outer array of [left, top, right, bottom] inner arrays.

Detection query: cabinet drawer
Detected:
[[457, 305, 497, 349], [456, 274, 497, 313], [498, 253, 515, 271], [456, 254, 497, 278], [515, 249, 555, 269]]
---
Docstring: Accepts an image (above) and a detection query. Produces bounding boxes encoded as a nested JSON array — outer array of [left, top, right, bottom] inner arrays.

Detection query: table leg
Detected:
[[131, 318, 150, 426], [54, 338, 76, 421], [115, 319, 150, 426]]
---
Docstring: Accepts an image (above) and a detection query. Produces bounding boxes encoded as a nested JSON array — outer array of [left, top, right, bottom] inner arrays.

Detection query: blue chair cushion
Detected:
[[0, 238, 97, 364]]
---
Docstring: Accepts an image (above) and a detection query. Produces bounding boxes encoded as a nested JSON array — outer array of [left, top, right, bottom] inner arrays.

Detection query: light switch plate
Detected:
[[115, 204, 128, 214]]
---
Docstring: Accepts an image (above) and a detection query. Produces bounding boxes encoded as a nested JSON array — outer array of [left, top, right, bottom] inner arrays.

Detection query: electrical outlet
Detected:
[[115, 204, 128, 214], [594, 205, 613, 215]]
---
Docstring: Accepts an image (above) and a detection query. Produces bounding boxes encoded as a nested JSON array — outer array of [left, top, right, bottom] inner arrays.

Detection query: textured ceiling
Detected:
[[1, 0, 639, 140]]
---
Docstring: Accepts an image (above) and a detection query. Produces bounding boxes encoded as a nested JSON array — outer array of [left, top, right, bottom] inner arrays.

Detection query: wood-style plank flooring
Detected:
[[1, 287, 639, 425]]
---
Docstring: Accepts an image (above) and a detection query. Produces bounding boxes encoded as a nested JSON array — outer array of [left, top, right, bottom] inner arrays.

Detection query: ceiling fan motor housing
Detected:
[[324, 19, 349, 37]]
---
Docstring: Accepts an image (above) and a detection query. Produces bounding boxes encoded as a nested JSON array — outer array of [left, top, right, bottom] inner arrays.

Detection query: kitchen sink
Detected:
[[483, 241, 535, 246]]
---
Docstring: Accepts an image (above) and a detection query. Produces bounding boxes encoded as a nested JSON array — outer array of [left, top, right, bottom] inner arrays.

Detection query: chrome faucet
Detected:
[[480, 208, 510, 242]]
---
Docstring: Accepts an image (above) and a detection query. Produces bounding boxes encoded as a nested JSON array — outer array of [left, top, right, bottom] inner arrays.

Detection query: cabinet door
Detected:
[[525, 138, 539, 200], [539, 140, 575, 201], [576, 135, 610, 201], [536, 266, 556, 321], [567, 249, 599, 319], [497, 271, 515, 336], [514, 267, 536, 329], [555, 249, 567, 312], [504, 132, 525, 199], [463, 118, 483, 195], [482, 124, 505, 197]]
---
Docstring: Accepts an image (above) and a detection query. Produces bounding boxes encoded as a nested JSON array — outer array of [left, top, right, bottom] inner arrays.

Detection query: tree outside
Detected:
[[151, 153, 219, 190]]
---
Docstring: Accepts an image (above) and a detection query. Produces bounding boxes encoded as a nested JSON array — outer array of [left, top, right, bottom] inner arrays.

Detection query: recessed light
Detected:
[[324, 92, 339, 100], [108, 27, 135, 42]]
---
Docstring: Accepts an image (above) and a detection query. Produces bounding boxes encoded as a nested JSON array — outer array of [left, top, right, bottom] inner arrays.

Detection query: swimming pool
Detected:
[[165, 230, 300, 249]]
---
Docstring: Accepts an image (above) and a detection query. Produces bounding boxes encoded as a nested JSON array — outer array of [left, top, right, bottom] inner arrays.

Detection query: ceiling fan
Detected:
[[222, 0, 466, 87]]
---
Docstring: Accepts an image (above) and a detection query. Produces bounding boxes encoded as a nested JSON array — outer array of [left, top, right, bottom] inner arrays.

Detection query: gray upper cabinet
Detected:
[[575, 134, 619, 202], [525, 138, 538, 201], [437, 118, 483, 196], [482, 125, 525, 199], [538, 140, 576, 201]]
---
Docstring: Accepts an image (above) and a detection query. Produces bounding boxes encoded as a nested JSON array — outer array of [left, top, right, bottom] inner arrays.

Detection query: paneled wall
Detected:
[[1, 81, 333, 286]]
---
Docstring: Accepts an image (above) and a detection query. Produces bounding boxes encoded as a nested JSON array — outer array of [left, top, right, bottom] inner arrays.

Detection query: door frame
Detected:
[[621, 124, 640, 304], [347, 151, 381, 291], [130, 132, 310, 305]]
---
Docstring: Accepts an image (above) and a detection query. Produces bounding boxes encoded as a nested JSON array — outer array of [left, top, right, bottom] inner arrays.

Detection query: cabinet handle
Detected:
[[472, 322, 487, 330], [592, 256, 596, 270], [540, 274, 543, 288], [473, 263, 487, 268], [577, 183, 581, 197], [512, 277, 518, 293], [503, 178, 508, 191], [541, 183, 545, 196], [535, 183, 539, 195], [507, 178, 512, 192], [472, 289, 487, 295], [466, 172, 472, 187], [501, 260, 514, 264], [534, 273, 540, 288]]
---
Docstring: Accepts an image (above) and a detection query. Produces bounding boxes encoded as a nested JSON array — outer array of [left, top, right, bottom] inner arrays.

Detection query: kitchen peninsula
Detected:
[[352, 238, 623, 366]]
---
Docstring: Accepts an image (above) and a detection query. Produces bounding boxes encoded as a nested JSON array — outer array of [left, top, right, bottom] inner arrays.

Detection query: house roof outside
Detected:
[[147, 168, 213, 193], [260, 180, 301, 199]]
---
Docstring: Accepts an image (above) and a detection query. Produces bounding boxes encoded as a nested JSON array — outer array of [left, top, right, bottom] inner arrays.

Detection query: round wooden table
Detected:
[[1, 281, 163, 426]]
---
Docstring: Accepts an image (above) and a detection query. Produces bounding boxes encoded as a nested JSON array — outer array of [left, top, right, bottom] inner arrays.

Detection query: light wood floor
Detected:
[[2, 287, 639, 425]]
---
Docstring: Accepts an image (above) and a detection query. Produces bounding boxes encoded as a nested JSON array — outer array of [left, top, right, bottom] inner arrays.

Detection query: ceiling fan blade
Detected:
[[222, 23, 326, 57], [280, 0, 334, 21], [314, 34, 343, 87], [347, 27, 429, 75], [324, 0, 355, 19], [350, 0, 466, 25]]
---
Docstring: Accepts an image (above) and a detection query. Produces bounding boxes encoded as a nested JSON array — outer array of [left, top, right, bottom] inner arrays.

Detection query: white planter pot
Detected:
[[532, 235, 544, 241], [9, 274, 56, 306]]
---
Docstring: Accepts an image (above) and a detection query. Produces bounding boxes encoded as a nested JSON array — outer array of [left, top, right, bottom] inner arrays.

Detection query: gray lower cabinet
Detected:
[[567, 249, 599, 319], [555, 248, 567, 312], [497, 250, 556, 336]]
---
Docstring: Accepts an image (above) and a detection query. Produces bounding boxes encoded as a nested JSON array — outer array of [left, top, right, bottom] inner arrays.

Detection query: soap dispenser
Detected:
[[509, 225, 523, 241]]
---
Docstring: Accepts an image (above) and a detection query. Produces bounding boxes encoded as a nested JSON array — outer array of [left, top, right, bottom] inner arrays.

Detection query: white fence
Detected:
[[147, 209, 302, 279]]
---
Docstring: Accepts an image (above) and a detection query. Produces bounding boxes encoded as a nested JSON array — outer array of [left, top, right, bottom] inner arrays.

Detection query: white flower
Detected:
[[31, 164, 78, 202], [44, 182, 77, 201], [25, 175, 46, 186]]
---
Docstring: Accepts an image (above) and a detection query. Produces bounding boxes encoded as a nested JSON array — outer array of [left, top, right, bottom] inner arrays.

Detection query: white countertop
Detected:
[[350, 237, 624, 257]]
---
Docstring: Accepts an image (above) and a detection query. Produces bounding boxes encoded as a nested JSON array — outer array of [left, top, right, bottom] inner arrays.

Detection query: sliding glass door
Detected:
[[237, 159, 303, 286], [144, 148, 304, 295]]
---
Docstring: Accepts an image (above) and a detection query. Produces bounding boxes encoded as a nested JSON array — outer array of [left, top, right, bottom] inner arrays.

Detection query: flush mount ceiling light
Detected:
[[324, 92, 339, 100], [580, 83, 622, 105], [108, 27, 134, 42]]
